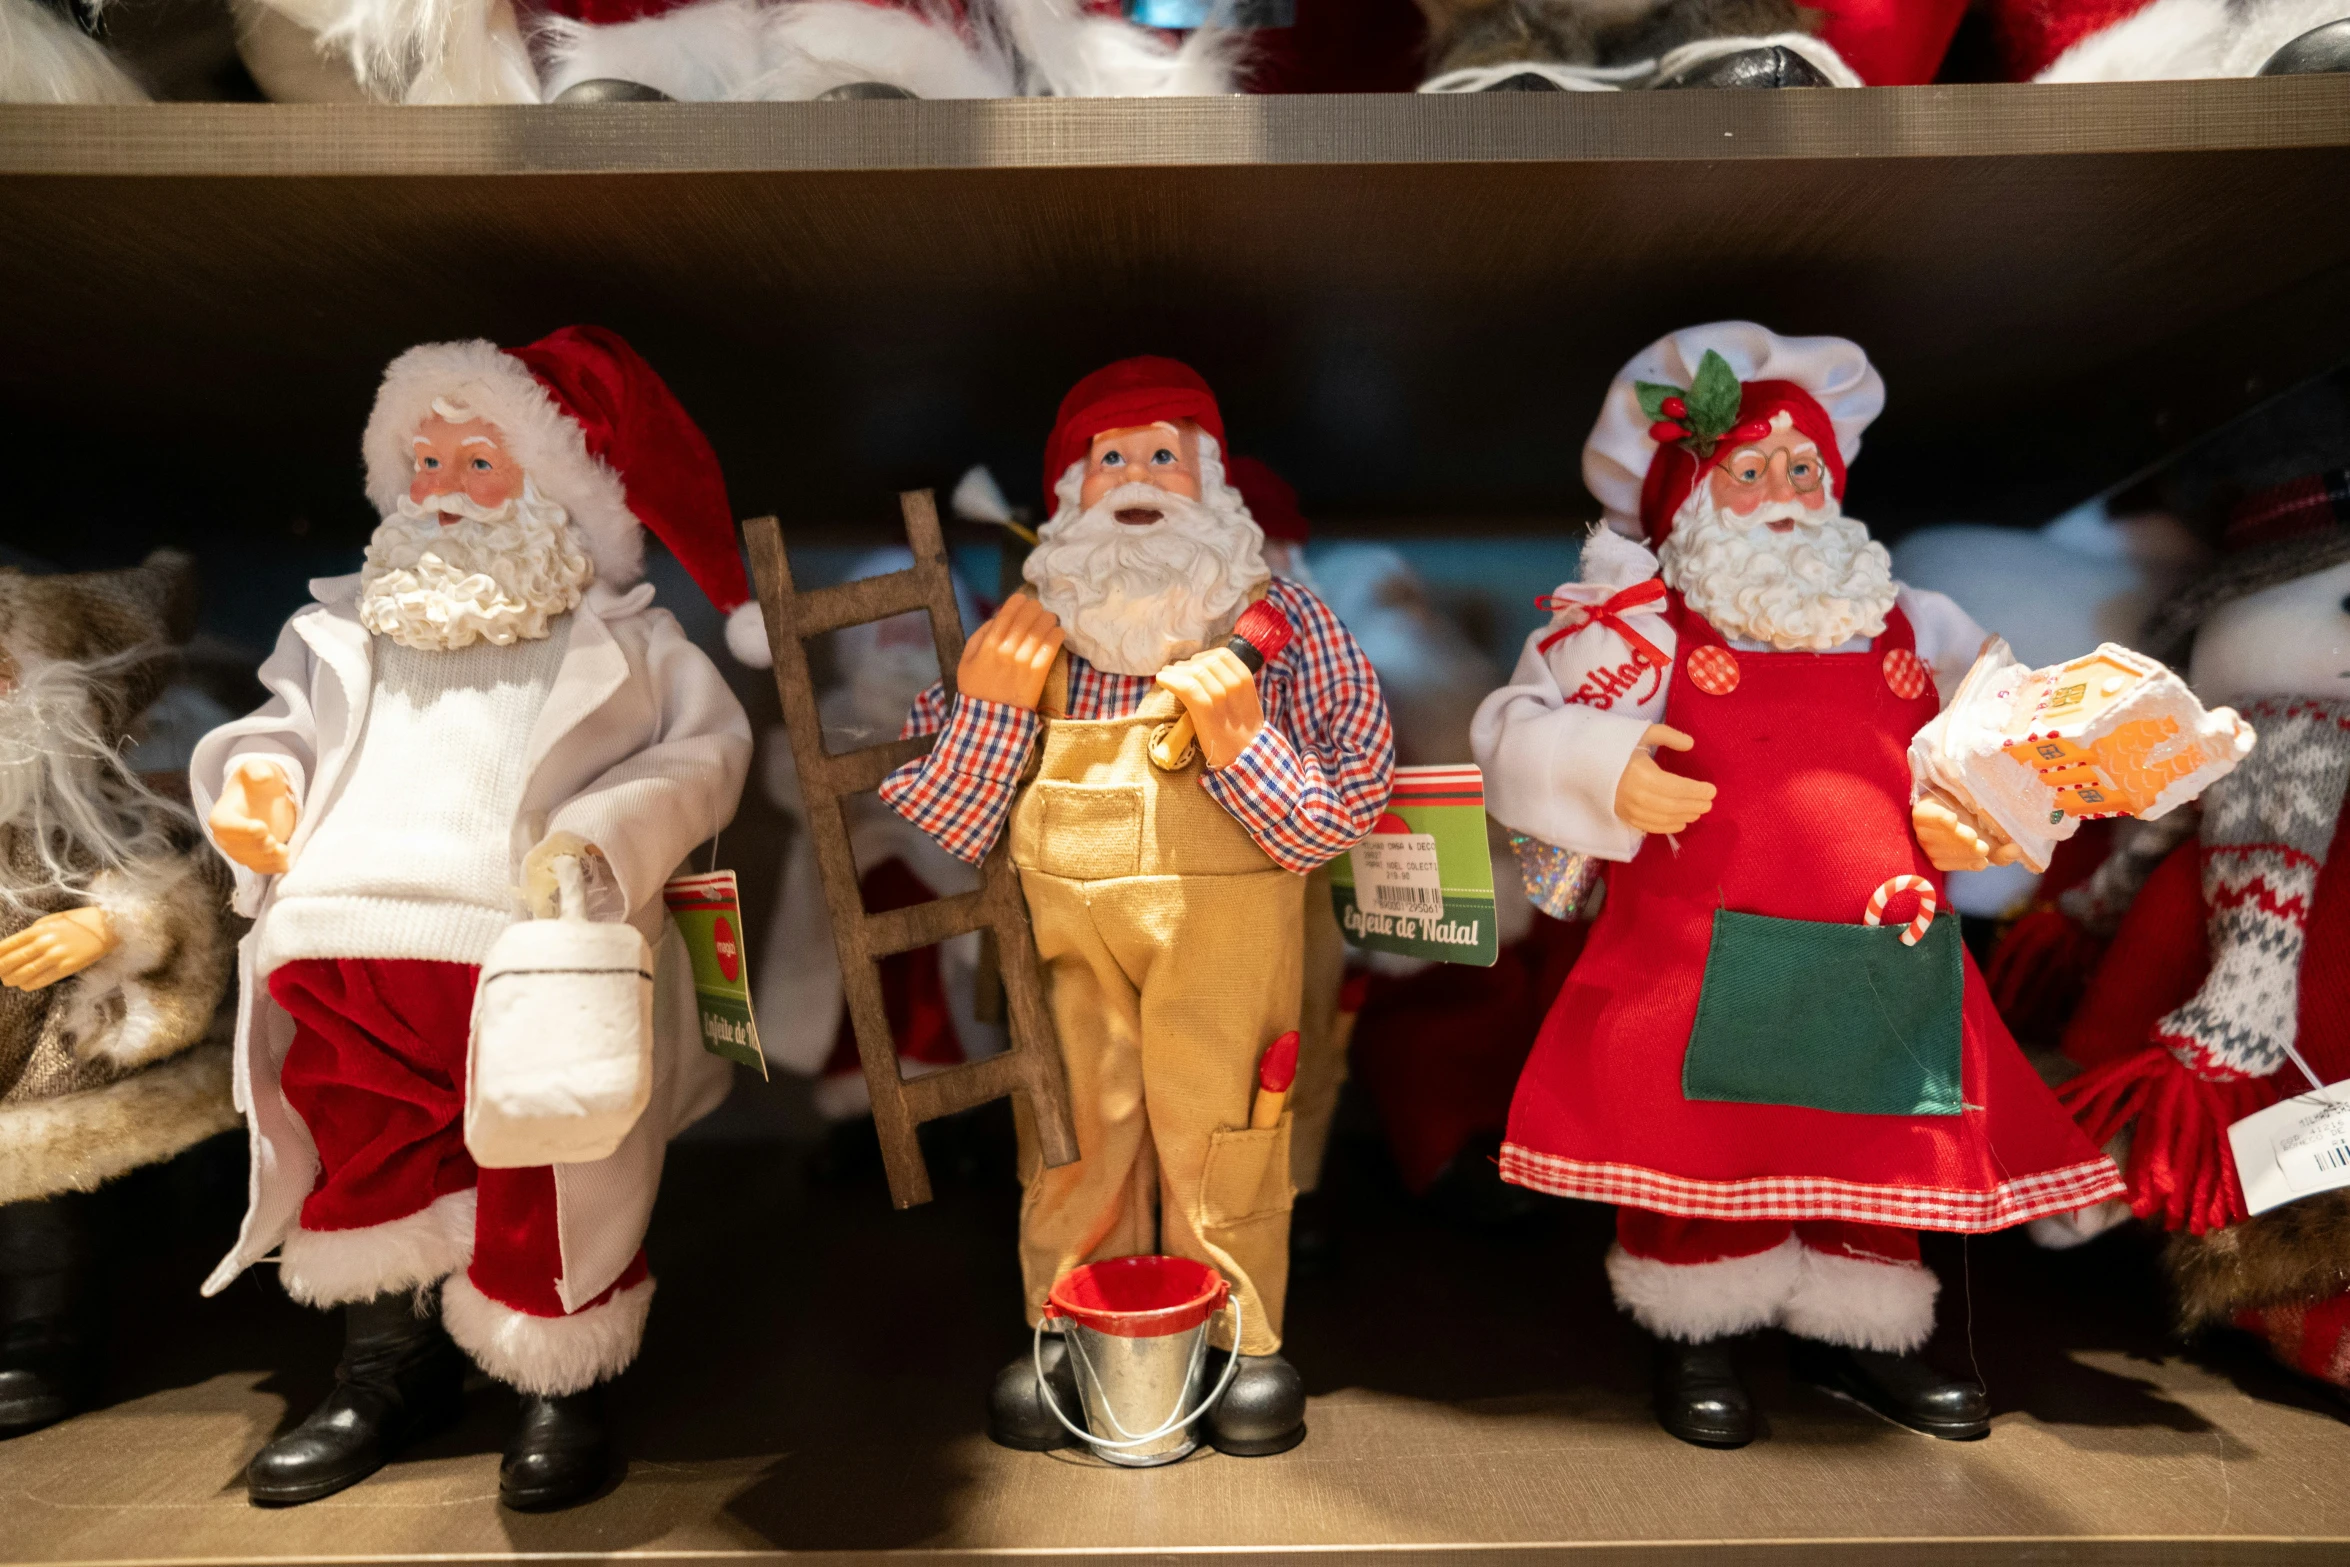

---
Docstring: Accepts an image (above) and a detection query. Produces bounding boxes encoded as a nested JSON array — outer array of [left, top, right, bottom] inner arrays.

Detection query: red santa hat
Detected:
[[1227, 455, 1307, 544], [360, 325, 765, 663], [1582, 322, 1884, 548], [1042, 355, 1227, 511]]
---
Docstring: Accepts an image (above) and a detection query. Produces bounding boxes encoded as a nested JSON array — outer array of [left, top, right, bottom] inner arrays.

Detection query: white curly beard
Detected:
[[1023, 479, 1268, 677], [357, 478, 595, 652], [1658, 487, 1897, 652]]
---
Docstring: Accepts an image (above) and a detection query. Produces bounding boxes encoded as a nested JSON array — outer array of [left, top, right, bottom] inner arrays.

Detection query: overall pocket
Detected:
[[1198, 1117, 1296, 1231], [1025, 781, 1144, 881], [1681, 909, 1964, 1117]]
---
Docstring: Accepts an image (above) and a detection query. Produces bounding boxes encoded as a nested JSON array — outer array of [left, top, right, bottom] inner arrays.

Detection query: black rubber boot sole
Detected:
[[1796, 1361, 1988, 1441], [1208, 1420, 1306, 1457]]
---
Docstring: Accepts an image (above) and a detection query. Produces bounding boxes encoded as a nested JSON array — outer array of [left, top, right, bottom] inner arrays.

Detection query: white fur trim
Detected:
[[0, 0, 148, 102], [278, 1187, 477, 1307], [539, 0, 1022, 101], [2027, 1199, 2136, 1250], [1651, 31, 1863, 87], [58, 857, 233, 1073], [1577, 522, 1660, 588], [0, 1042, 238, 1204], [1582, 322, 1884, 540], [442, 1269, 652, 1394], [247, 0, 536, 100], [1418, 60, 1632, 92], [1606, 1237, 1801, 1343], [988, 0, 1242, 97], [2037, 0, 2346, 80], [725, 599, 773, 667], [1782, 1245, 1938, 1354], [361, 340, 644, 590]]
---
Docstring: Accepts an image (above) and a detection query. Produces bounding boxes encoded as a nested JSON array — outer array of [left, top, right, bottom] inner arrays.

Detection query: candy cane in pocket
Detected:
[[1863, 875, 1939, 947]]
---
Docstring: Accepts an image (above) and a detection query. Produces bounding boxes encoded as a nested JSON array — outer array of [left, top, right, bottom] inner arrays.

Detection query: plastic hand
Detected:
[[1913, 791, 2021, 872], [955, 595, 1065, 710], [209, 759, 298, 874], [1154, 648, 1265, 770], [1613, 725, 1715, 835], [0, 907, 119, 992]]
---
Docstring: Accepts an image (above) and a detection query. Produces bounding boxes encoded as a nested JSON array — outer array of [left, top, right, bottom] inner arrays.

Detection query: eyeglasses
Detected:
[[1718, 447, 1825, 494]]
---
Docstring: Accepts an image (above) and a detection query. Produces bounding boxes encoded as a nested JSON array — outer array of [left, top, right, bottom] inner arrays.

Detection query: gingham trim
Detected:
[[1498, 1144, 2125, 1233]]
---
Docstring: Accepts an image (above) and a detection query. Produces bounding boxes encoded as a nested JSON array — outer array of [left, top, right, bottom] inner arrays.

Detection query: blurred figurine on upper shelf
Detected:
[[1470, 321, 2138, 1450], [233, 0, 1242, 105], [0, 0, 151, 100], [0, 551, 238, 1439], [1995, 0, 2350, 81], [192, 326, 752, 1511], [1411, 0, 1949, 91], [872, 357, 1393, 1459]]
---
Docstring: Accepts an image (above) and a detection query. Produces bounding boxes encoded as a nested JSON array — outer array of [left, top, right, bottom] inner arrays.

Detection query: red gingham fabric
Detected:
[[1883, 647, 1930, 701], [879, 577, 1393, 874], [1684, 644, 1741, 696]]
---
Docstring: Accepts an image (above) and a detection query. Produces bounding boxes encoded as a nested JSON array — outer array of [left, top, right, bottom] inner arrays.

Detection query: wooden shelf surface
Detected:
[[3, 81, 2349, 537]]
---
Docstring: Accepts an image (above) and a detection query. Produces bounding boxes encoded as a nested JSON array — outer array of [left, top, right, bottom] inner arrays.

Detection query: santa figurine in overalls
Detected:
[[1472, 322, 2124, 1449], [193, 327, 751, 1510], [879, 357, 1394, 1457]]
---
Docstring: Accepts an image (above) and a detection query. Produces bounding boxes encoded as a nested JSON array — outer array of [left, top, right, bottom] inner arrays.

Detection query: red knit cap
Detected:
[[1639, 378, 1849, 547], [1227, 455, 1307, 544], [1042, 356, 1226, 510]]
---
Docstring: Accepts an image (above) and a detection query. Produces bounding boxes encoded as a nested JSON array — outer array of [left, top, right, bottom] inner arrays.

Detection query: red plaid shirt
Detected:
[[880, 577, 1393, 874]]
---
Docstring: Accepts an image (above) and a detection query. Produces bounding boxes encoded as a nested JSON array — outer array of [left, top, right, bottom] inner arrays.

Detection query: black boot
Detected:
[[246, 1288, 467, 1505], [1791, 1338, 1989, 1440], [500, 1384, 614, 1511], [1652, 44, 1833, 89], [1206, 1350, 1306, 1457], [0, 1197, 94, 1438], [2261, 18, 2350, 74], [987, 1334, 1080, 1451], [1653, 1337, 1756, 1448]]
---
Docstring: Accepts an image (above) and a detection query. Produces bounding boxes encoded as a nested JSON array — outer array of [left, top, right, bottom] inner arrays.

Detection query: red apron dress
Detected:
[[1498, 593, 2122, 1231]]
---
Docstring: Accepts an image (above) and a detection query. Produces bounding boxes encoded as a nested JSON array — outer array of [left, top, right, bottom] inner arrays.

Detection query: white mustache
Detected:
[[395, 490, 516, 526]]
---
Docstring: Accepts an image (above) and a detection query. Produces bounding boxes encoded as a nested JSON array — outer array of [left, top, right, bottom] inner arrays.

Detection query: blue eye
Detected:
[[1152, 449, 1175, 465], [472, 457, 491, 471], [1102, 451, 1124, 467], [421, 457, 440, 469]]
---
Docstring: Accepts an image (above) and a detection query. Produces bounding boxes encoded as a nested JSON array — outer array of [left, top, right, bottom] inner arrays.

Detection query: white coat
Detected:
[[190, 574, 749, 1310]]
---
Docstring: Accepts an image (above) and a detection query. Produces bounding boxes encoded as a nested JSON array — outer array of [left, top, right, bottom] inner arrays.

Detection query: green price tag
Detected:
[[1329, 764, 1499, 967], [662, 870, 768, 1078]]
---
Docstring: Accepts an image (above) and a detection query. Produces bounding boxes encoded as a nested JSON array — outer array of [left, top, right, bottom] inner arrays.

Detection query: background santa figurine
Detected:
[[880, 358, 1393, 1459], [2052, 467, 2350, 1398], [0, 0, 150, 101], [193, 326, 751, 1511], [1997, 0, 2350, 81], [1472, 321, 2123, 1450], [1412, 0, 1922, 93], [0, 552, 238, 1438]]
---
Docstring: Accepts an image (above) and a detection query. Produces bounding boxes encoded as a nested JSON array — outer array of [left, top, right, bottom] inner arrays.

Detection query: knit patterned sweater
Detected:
[[257, 623, 570, 972]]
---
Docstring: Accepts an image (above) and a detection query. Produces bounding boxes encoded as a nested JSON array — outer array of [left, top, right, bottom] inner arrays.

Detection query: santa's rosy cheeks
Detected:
[[410, 412, 524, 518], [1080, 420, 1204, 517], [1707, 415, 1829, 525]]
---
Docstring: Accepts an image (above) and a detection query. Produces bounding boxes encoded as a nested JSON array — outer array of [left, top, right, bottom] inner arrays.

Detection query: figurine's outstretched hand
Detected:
[[210, 759, 299, 875], [956, 595, 1065, 710], [1614, 725, 1715, 835], [0, 907, 117, 992], [1914, 790, 2021, 872]]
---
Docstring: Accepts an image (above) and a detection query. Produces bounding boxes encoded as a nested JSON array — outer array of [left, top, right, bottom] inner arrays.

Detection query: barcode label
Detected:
[[1371, 882, 1443, 913], [2230, 1091, 2350, 1215], [1350, 831, 1443, 921]]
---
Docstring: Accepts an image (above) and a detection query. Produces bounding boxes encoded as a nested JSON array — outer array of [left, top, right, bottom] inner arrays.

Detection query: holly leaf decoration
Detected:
[[1634, 380, 1678, 422], [1686, 350, 1741, 438]]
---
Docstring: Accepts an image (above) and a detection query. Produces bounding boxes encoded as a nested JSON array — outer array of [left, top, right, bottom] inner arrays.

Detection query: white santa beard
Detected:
[[358, 478, 596, 653], [1659, 489, 1897, 652], [1023, 481, 1269, 677], [0, 651, 171, 911]]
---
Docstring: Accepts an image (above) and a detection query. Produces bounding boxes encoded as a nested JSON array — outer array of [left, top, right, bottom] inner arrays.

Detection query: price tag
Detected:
[[2228, 1089, 2350, 1217], [1350, 832, 1444, 918], [661, 870, 768, 1079], [1327, 765, 1499, 967]]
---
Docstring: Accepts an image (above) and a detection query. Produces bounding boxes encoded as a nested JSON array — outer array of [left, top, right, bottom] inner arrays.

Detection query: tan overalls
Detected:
[[1008, 655, 1304, 1355]]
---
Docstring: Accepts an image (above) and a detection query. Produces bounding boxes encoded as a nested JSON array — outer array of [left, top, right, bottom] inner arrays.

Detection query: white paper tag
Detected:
[[2228, 1090, 2350, 1217], [1349, 832, 1444, 918]]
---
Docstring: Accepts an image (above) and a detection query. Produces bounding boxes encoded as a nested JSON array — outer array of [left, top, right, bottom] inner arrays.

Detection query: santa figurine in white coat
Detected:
[[1471, 322, 2122, 1449], [193, 326, 753, 1512]]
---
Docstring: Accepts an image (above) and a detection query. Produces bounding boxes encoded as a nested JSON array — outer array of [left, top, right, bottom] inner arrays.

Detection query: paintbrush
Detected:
[[1250, 1030, 1301, 1130], [1148, 598, 1295, 770]]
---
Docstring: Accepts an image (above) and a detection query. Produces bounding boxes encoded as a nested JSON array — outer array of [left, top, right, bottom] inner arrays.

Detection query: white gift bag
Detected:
[[465, 856, 655, 1169]]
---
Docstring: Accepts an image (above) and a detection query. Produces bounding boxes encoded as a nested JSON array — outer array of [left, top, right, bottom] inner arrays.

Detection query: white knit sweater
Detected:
[[258, 623, 570, 972]]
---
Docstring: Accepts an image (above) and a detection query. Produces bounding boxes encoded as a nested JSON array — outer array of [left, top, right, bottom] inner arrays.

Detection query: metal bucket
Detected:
[[1035, 1255, 1242, 1467]]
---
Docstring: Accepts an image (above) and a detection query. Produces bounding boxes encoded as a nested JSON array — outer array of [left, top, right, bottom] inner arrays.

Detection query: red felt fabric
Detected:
[[1227, 455, 1308, 544], [1989, 0, 2156, 80], [1042, 356, 1226, 510], [508, 324, 747, 614], [1617, 1209, 1921, 1267], [1502, 594, 2112, 1225], [1810, 0, 1970, 84], [2059, 840, 2210, 1071], [271, 956, 646, 1318], [1639, 380, 1848, 547], [1984, 818, 2117, 1045]]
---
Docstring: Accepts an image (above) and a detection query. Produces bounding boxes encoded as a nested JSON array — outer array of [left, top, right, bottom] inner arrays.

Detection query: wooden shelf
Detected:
[[3, 80, 2349, 545]]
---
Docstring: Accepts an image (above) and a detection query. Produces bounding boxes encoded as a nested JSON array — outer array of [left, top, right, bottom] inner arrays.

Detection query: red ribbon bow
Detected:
[[1536, 578, 1670, 668]]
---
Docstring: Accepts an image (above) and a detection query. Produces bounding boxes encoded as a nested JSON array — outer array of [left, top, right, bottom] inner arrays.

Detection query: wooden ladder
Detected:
[[743, 493, 1078, 1208]]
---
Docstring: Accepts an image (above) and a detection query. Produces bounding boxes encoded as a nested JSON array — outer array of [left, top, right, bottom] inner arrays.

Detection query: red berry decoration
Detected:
[[1730, 420, 1771, 443], [1661, 396, 1688, 419], [1649, 420, 1687, 442]]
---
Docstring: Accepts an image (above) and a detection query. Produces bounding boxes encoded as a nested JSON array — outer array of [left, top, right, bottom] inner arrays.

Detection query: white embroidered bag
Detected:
[[465, 856, 655, 1168]]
